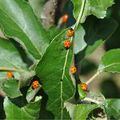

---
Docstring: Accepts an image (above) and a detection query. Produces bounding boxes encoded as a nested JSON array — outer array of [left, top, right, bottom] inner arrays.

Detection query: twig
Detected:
[[86, 71, 101, 85]]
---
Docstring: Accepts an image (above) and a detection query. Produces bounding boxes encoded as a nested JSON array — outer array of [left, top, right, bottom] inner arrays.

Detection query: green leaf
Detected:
[[73, 104, 98, 120], [65, 102, 98, 120], [36, 29, 74, 119], [84, 18, 118, 56], [74, 25, 87, 54], [105, 99, 120, 119], [99, 49, 120, 73], [47, 26, 62, 41], [0, 38, 27, 71], [1, 79, 22, 98], [4, 97, 41, 119], [64, 101, 76, 120], [73, 0, 114, 23], [76, 18, 118, 64], [28, 0, 45, 20], [0, 37, 34, 90], [0, 0, 49, 59]]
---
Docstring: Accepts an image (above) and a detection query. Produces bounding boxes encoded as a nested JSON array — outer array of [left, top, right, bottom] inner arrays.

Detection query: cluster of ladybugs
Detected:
[[62, 14, 88, 91], [5, 14, 88, 92]]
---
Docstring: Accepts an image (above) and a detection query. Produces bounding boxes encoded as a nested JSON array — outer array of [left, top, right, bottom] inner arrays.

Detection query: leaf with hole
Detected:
[[65, 102, 98, 120]]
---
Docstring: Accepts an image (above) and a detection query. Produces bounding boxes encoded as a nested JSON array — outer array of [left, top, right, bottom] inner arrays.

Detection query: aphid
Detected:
[[80, 83, 88, 91], [6, 71, 14, 78], [32, 80, 40, 89], [66, 28, 74, 37], [61, 14, 69, 23], [64, 40, 72, 49], [70, 66, 77, 74]]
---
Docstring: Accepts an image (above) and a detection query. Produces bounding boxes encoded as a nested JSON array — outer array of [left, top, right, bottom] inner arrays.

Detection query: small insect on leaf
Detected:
[[64, 40, 72, 49], [32, 80, 40, 89], [6, 71, 14, 78], [66, 28, 74, 37], [61, 14, 69, 23], [80, 83, 88, 91], [70, 66, 77, 74]]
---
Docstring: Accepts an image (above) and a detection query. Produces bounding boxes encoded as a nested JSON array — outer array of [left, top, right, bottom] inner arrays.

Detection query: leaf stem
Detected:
[[86, 71, 101, 85], [73, 0, 86, 29], [72, 0, 86, 101]]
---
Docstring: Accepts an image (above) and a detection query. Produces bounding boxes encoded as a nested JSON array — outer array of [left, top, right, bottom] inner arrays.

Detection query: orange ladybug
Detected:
[[66, 28, 74, 37], [32, 80, 40, 89], [61, 14, 69, 23], [80, 83, 88, 91], [64, 40, 72, 49], [70, 66, 77, 74], [6, 71, 14, 78]]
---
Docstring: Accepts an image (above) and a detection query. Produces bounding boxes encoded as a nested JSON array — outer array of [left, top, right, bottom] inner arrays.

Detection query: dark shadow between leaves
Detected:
[[10, 38, 33, 67], [0, 95, 5, 119], [87, 108, 106, 120], [38, 89, 54, 119], [100, 78, 120, 98]]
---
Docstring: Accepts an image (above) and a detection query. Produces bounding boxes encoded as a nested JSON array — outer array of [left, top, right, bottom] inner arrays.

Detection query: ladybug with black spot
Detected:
[[80, 83, 88, 91], [32, 80, 40, 89], [64, 40, 72, 49], [70, 66, 77, 74]]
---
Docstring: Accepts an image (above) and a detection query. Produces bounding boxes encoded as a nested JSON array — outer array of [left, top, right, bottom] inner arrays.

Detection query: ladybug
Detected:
[[64, 40, 72, 49], [32, 80, 40, 89], [70, 66, 77, 74], [66, 28, 74, 37], [80, 83, 88, 91], [61, 14, 69, 23], [6, 71, 14, 78]]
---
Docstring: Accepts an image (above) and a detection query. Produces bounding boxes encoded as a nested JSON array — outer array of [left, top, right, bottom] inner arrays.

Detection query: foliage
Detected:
[[0, 0, 120, 119]]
